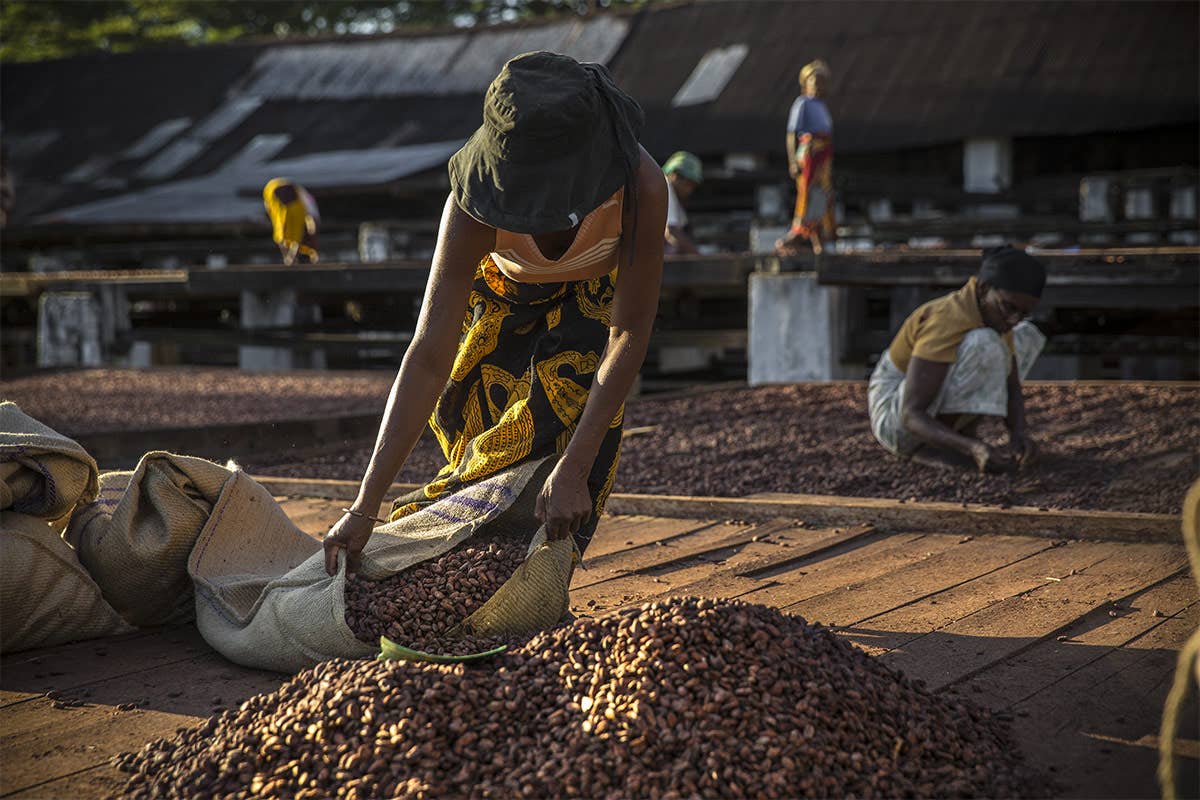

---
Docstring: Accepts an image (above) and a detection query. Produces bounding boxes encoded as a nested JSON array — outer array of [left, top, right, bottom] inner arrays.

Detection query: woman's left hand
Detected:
[[536, 462, 592, 541]]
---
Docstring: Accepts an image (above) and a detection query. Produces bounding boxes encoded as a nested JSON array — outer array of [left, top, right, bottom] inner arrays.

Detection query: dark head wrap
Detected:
[[978, 245, 1046, 298], [448, 51, 644, 236]]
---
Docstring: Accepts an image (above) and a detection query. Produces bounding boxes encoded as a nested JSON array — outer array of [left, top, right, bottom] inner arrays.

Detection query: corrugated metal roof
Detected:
[[237, 16, 627, 100], [612, 0, 1198, 155], [123, 118, 192, 160], [2, 1, 1195, 227], [136, 138, 210, 181], [42, 140, 464, 225], [136, 97, 268, 180], [240, 35, 467, 99]]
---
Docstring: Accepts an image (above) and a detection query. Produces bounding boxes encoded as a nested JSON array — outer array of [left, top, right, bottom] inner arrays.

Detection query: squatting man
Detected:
[[868, 245, 1047, 474]]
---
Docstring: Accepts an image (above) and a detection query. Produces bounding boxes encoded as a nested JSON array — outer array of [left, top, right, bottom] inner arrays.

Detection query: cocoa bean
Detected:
[[114, 597, 1048, 800]]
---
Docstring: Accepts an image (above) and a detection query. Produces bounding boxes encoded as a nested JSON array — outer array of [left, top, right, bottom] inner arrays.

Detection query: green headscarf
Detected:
[[663, 151, 703, 184]]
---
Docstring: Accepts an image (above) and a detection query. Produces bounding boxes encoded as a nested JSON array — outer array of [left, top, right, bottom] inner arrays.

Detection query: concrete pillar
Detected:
[[912, 199, 938, 219], [37, 292, 102, 367], [724, 153, 764, 172], [867, 198, 893, 221], [755, 184, 787, 221], [1125, 185, 1158, 244], [1170, 186, 1197, 220], [238, 345, 328, 371], [358, 223, 392, 263], [963, 138, 1012, 194], [749, 221, 790, 255], [1080, 177, 1114, 222], [126, 341, 153, 368], [238, 288, 322, 371], [239, 345, 294, 371], [96, 285, 131, 348], [749, 272, 849, 383], [1124, 187, 1155, 220], [28, 254, 69, 273], [241, 287, 299, 329]]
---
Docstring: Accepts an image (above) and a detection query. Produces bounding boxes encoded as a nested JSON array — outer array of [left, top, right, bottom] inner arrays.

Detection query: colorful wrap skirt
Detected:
[[790, 132, 836, 242], [389, 257, 624, 553]]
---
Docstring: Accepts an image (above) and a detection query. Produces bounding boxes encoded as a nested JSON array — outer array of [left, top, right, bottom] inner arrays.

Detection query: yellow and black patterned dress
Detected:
[[389, 248, 625, 552]]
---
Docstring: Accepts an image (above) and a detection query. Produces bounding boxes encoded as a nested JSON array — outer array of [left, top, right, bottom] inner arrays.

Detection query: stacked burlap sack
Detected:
[[0, 402, 131, 650], [1158, 479, 1200, 800], [0, 402, 572, 672]]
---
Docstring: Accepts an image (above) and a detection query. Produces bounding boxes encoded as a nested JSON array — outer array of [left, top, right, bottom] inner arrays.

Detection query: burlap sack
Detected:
[[0, 401, 97, 519], [190, 456, 557, 673], [65, 452, 232, 627], [0, 403, 130, 652], [1158, 479, 1200, 800], [3, 402, 571, 671], [455, 531, 574, 640], [1, 512, 133, 652]]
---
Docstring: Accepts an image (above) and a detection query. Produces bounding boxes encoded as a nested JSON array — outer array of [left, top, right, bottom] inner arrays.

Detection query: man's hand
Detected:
[[970, 441, 1017, 474], [323, 513, 375, 576], [1011, 430, 1039, 469], [535, 462, 592, 542], [788, 162, 799, 179]]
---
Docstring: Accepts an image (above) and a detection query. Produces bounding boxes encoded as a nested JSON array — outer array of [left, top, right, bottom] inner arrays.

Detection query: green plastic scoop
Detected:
[[377, 635, 507, 664]]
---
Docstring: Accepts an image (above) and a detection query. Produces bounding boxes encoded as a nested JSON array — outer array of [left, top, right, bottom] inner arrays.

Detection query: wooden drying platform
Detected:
[[2, 486, 1195, 799]]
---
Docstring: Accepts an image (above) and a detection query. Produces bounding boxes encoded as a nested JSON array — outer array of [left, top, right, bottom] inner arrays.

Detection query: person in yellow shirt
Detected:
[[262, 177, 320, 265], [868, 245, 1047, 473]]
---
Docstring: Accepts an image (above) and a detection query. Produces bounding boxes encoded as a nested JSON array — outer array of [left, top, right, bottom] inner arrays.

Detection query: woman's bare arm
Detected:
[[537, 147, 668, 538], [324, 194, 493, 574]]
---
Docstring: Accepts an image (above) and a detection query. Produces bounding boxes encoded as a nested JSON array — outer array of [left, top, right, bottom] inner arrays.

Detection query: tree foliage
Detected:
[[0, 0, 648, 63]]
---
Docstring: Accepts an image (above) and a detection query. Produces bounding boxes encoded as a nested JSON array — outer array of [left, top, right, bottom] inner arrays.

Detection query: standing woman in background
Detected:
[[322, 52, 667, 575], [776, 59, 836, 255]]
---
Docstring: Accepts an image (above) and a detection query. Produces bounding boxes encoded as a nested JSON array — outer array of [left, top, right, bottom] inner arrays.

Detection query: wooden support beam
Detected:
[[604, 492, 1179, 543], [3, 254, 761, 299], [0, 269, 188, 298], [864, 216, 1198, 239], [188, 261, 431, 294], [250, 477, 1180, 543], [813, 247, 1200, 289]]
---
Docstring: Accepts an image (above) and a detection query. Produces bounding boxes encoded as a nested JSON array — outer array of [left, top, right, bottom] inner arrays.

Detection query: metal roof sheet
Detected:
[[236, 16, 628, 101], [42, 140, 464, 225], [123, 118, 193, 160], [2, 1, 1195, 227], [612, 0, 1198, 155]]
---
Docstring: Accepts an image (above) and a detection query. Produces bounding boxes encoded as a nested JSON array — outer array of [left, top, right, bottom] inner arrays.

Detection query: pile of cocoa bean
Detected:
[[343, 531, 529, 656], [114, 597, 1047, 799]]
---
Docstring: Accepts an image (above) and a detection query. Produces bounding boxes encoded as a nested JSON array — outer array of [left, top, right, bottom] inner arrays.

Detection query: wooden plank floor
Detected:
[[3, 497, 1195, 799]]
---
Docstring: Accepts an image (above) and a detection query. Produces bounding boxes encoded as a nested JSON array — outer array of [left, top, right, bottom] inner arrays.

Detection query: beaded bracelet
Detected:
[[341, 506, 390, 525]]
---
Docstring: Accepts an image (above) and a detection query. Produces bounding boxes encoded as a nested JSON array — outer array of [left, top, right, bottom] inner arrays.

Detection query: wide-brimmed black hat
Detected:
[[448, 51, 644, 234]]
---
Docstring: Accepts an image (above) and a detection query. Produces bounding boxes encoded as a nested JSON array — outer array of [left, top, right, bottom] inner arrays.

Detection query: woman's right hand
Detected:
[[323, 513, 375, 577], [970, 442, 1016, 474]]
